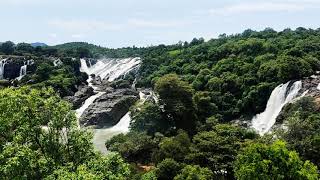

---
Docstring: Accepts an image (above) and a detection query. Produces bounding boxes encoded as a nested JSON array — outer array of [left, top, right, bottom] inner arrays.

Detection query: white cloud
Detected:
[[49, 33, 57, 38], [128, 18, 190, 28], [71, 34, 84, 38], [48, 19, 122, 32], [209, 1, 319, 15], [49, 18, 191, 33]]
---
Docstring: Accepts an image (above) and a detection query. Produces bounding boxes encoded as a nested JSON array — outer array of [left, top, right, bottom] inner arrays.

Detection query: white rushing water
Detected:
[[17, 64, 27, 81], [252, 81, 302, 135], [77, 57, 141, 153], [0, 59, 6, 80]]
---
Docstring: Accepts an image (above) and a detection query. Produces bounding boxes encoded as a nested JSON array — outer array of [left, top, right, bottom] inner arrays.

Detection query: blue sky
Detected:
[[0, 0, 320, 48]]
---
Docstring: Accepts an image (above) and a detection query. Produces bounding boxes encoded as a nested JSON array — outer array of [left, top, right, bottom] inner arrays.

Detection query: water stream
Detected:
[[251, 81, 302, 135], [76, 57, 141, 153]]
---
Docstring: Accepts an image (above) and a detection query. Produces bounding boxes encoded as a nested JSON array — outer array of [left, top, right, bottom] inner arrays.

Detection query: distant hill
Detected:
[[31, 42, 48, 47]]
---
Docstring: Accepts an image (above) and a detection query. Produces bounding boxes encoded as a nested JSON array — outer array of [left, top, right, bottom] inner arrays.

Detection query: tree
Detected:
[[186, 124, 257, 178], [76, 47, 91, 58], [130, 102, 172, 135], [105, 132, 158, 164], [0, 87, 130, 178], [234, 141, 318, 180], [45, 153, 130, 180], [0, 41, 15, 55], [174, 165, 213, 180], [34, 62, 54, 82], [153, 130, 191, 163], [279, 97, 320, 167], [16, 43, 34, 54], [193, 91, 218, 121], [155, 158, 182, 180], [155, 74, 198, 134]]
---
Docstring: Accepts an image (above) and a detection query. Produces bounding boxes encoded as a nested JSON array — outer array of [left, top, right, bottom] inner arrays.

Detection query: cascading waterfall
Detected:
[[77, 57, 141, 153], [17, 63, 27, 81], [17, 60, 33, 81], [251, 81, 302, 135], [0, 59, 7, 80]]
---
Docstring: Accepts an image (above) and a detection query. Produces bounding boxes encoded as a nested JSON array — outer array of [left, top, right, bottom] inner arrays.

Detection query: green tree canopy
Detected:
[[234, 141, 318, 180], [155, 74, 197, 134], [0, 87, 130, 179]]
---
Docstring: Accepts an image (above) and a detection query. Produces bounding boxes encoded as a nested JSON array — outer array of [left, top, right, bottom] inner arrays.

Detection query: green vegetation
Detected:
[[106, 28, 320, 179], [137, 28, 320, 121], [234, 141, 318, 180], [1, 27, 320, 179], [278, 96, 320, 167], [0, 87, 130, 179]]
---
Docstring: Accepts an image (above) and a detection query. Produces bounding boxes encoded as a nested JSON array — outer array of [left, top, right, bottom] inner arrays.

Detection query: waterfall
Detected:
[[0, 59, 7, 80], [251, 81, 302, 135], [17, 63, 27, 81], [76, 57, 141, 153]]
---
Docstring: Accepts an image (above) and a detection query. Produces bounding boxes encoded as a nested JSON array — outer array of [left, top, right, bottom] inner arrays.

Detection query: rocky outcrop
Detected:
[[298, 75, 320, 97], [80, 88, 139, 128], [275, 75, 320, 125], [64, 86, 95, 109], [0, 56, 36, 80]]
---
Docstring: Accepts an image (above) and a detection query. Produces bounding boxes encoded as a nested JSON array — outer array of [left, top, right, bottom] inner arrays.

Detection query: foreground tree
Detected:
[[0, 87, 130, 179], [234, 141, 318, 180], [186, 124, 257, 178]]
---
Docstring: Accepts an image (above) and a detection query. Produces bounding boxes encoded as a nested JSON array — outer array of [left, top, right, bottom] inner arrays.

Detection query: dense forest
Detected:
[[0, 27, 320, 179]]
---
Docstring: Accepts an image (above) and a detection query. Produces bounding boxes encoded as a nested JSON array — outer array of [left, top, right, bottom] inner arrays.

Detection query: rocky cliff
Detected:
[[0, 56, 36, 80]]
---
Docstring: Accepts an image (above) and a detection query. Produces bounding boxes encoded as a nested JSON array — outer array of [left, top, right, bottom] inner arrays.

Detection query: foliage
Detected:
[[138, 28, 320, 121], [153, 130, 191, 163], [46, 153, 130, 180], [155, 74, 198, 134], [173, 165, 214, 180], [155, 158, 182, 180], [141, 170, 157, 180], [186, 124, 257, 178], [0, 87, 130, 179], [130, 102, 172, 135], [105, 132, 159, 164], [278, 97, 320, 167], [0, 41, 15, 55], [23, 57, 87, 97], [234, 141, 319, 180]]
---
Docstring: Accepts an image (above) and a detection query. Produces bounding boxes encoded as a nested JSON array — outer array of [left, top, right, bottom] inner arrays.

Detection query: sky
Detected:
[[0, 0, 320, 48]]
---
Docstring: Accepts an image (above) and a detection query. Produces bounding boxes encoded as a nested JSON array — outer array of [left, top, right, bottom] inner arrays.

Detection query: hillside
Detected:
[[0, 28, 319, 179]]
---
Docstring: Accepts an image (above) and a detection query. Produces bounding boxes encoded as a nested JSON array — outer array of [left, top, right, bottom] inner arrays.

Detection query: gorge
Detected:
[[76, 57, 141, 153]]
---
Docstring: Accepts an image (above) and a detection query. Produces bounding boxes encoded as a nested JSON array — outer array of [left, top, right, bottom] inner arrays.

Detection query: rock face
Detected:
[[64, 86, 95, 109], [0, 56, 36, 80], [80, 88, 139, 128], [4, 60, 21, 79], [275, 75, 320, 125], [299, 75, 320, 97]]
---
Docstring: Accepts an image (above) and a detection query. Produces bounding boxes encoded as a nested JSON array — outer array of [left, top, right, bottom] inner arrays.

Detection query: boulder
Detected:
[[64, 86, 95, 109], [80, 88, 139, 128]]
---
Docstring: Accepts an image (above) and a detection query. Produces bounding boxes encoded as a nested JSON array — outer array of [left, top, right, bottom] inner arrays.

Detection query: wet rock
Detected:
[[64, 86, 95, 109], [80, 88, 139, 128], [299, 75, 320, 97]]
